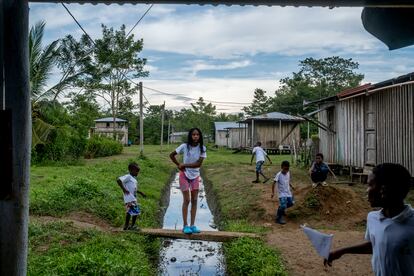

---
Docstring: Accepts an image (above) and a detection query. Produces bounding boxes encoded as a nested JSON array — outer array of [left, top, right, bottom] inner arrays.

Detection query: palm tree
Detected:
[[29, 21, 58, 148], [29, 21, 89, 148]]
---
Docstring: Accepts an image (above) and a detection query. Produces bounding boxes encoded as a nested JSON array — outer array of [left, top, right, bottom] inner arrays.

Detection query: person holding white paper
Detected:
[[324, 163, 414, 276]]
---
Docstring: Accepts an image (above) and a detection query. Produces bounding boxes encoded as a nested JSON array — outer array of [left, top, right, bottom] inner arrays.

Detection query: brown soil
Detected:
[[255, 181, 373, 275], [31, 211, 114, 232]]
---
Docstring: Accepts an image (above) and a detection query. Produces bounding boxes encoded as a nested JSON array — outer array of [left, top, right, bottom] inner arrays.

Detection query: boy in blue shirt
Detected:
[[309, 153, 336, 188]]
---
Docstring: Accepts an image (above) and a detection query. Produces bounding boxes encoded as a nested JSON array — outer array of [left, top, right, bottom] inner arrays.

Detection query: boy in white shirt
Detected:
[[117, 162, 146, 231], [271, 160, 295, 224], [324, 163, 414, 276], [250, 141, 272, 183]]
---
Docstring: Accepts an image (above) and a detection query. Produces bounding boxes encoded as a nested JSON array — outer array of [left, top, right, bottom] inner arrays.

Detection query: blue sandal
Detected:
[[183, 225, 192, 234], [190, 225, 201, 233]]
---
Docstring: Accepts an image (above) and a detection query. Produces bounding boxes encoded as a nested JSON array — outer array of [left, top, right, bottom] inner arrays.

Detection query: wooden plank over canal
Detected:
[[114, 228, 260, 242]]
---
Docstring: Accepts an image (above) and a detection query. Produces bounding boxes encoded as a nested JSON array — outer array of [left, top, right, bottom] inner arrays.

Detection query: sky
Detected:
[[29, 3, 414, 113]]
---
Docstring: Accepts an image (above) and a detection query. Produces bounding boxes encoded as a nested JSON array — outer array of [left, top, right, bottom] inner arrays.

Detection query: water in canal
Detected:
[[158, 173, 225, 275]]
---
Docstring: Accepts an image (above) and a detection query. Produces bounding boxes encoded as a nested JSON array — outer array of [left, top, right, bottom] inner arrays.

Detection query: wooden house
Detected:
[[240, 112, 304, 150], [214, 122, 247, 148], [309, 72, 414, 175], [89, 117, 129, 145]]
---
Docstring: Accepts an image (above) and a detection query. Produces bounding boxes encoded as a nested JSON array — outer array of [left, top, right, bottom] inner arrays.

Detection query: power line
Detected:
[[61, 4, 96, 46], [142, 85, 250, 105], [142, 92, 151, 106], [126, 4, 154, 37]]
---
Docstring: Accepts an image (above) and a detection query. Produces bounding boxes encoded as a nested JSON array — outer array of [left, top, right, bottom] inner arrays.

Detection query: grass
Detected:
[[28, 221, 158, 275], [29, 145, 290, 275], [224, 237, 287, 276], [29, 145, 171, 275], [201, 147, 291, 275]]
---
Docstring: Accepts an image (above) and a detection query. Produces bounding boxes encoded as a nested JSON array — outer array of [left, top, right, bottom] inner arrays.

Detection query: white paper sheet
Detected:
[[301, 225, 333, 259]]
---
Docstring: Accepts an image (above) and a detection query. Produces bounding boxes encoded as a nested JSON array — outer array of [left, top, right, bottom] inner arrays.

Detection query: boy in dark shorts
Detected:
[[309, 153, 336, 187]]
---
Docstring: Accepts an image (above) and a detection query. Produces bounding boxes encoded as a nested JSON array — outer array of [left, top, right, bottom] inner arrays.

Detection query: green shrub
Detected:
[[32, 126, 87, 164], [84, 136, 123, 158], [224, 237, 287, 276]]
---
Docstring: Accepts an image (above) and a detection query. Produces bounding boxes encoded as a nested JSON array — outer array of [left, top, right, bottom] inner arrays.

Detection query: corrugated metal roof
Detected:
[[31, 1, 414, 7], [244, 112, 304, 122], [94, 117, 127, 122], [214, 121, 246, 131], [372, 71, 414, 89], [337, 83, 373, 99]]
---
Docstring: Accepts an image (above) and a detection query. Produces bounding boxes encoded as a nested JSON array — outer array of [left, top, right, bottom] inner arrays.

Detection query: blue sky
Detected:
[[29, 3, 414, 113]]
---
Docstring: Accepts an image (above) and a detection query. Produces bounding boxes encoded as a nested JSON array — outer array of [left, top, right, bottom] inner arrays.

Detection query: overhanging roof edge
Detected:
[[29, 0, 414, 7]]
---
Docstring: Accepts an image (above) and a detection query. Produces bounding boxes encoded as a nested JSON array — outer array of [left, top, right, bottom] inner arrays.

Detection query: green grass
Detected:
[[29, 145, 292, 275], [224, 237, 287, 276], [202, 148, 290, 275], [28, 221, 158, 276], [29, 145, 172, 275]]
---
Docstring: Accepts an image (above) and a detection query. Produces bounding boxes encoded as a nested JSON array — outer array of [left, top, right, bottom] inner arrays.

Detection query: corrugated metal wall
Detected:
[[373, 84, 414, 175], [337, 97, 365, 167], [318, 83, 414, 175]]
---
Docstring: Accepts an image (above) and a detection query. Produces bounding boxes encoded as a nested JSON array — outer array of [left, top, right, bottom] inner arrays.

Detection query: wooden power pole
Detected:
[[160, 101, 165, 151], [139, 82, 144, 156]]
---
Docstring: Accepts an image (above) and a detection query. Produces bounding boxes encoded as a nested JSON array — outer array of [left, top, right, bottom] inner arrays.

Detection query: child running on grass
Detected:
[[271, 160, 295, 225], [324, 163, 414, 276], [117, 162, 146, 231], [169, 128, 206, 234], [309, 153, 336, 188], [251, 141, 272, 183]]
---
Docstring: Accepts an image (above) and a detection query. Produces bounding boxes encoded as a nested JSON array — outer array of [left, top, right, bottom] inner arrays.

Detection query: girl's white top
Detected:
[[175, 143, 207, 179]]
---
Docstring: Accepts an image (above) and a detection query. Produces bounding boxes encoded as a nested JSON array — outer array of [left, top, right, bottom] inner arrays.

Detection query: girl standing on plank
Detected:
[[170, 128, 207, 234]]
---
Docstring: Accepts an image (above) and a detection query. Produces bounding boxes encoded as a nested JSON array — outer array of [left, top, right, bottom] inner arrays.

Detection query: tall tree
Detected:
[[298, 56, 364, 98], [80, 24, 148, 138], [242, 88, 270, 116]]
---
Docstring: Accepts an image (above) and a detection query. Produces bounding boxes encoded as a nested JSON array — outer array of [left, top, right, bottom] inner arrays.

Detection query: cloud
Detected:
[[31, 4, 378, 58], [134, 77, 279, 112]]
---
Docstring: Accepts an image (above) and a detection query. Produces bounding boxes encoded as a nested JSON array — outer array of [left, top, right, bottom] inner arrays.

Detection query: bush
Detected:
[[32, 126, 87, 164], [84, 136, 123, 158]]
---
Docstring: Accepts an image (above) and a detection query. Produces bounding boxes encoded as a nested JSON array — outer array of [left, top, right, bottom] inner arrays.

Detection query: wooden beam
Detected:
[[114, 228, 260, 242]]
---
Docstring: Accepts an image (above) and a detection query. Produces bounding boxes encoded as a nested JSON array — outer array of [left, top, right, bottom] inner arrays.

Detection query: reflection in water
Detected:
[[159, 173, 225, 275]]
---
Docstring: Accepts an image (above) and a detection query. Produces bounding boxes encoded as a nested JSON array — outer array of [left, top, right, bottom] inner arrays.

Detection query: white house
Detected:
[[89, 117, 128, 145]]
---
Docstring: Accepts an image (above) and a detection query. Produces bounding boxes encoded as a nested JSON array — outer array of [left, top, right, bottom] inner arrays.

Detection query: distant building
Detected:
[[214, 122, 247, 148], [240, 112, 304, 149], [169, 131, 187, 144], [89, 117, 128, 145]]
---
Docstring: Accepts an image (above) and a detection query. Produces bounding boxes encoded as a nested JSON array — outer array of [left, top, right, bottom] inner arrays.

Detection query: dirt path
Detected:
[[264, 223, 372, 276], [254, 179, 373, 275], [31, 211, 115, 232]]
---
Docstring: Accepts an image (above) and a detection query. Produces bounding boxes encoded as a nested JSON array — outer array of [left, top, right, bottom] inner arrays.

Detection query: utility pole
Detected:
[[160, 101, 165, 151], [139, 82, 144, 156], [167, 118, 171, 146]]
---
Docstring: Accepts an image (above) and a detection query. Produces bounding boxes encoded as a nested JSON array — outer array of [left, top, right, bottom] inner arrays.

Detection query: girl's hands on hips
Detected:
[[178, 163, 185, 170]]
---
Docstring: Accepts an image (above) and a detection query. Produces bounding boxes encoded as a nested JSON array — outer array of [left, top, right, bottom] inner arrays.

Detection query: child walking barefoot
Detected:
[[170, 128, 206, 234], [117, 162, 146, 230]]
